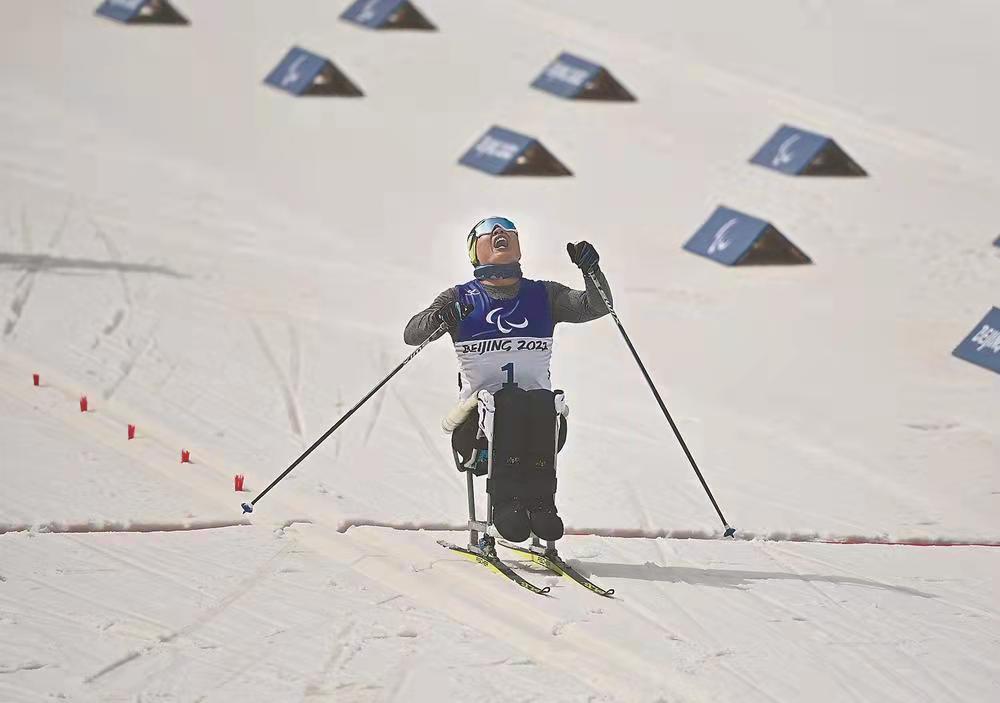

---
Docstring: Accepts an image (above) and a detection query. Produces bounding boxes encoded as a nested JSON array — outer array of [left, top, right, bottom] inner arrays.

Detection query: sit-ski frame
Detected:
[[463, 387, 563, 557]]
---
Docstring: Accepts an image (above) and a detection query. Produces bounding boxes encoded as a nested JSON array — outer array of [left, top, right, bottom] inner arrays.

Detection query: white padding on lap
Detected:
[[441, 394, 480, 433]]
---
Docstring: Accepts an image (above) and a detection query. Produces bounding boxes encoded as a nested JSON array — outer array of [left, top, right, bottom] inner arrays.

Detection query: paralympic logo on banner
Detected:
[[282, 56, 307, 87], [707, 218, 738, 255], [772, 134, 801, 168], [357, 0, 380, 23]]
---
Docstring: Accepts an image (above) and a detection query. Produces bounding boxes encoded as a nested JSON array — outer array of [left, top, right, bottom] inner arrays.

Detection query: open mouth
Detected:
[[492, 233, 509, 250]]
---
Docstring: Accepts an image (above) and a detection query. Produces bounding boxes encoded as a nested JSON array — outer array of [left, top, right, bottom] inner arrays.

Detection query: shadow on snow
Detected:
[[573, 561, 936, 598]]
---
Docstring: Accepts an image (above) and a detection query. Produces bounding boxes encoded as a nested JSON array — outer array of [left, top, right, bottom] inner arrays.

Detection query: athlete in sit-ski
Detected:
[[403, 216, 612, 543]]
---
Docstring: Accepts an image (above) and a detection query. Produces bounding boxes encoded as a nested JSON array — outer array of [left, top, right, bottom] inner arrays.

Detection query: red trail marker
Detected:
[[32, 374, 39, 386], [128, 424, 136, 440], [181, 449, 191, 464], [79, 396, 88, 413], [234, 474, 245, 492]]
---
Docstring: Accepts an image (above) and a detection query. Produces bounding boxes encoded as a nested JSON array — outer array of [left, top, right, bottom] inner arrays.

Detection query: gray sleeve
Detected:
[[403, 287, 458, 345], [544, 268, 613, 325]]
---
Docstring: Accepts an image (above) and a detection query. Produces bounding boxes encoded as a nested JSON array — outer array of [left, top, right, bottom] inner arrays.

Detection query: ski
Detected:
[[437, 539, 551, 596], [499, 541, 615, 598]]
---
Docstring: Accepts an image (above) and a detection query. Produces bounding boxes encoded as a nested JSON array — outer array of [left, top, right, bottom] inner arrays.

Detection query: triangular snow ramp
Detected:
[[95, 0, 188, 25], [750, 125, 866, 176], [684, 206, 811, 266], [459, 126, 572, 177], [341, 0, 436, 30], [531, 53, 636, 101], [263, 47, 363, 97], [952, 307, 1000, 375]]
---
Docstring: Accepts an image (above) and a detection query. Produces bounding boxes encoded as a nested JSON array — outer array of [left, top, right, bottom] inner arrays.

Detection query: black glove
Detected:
[[435, 301, 473, 330], [567, 241, 600, 275]]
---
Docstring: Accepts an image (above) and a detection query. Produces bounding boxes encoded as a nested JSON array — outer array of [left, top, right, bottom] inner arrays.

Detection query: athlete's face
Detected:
[[475, 227, 521, 266]]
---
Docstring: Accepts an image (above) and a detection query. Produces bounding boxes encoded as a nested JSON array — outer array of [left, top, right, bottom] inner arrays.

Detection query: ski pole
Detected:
[[587, 270, 736, 537], [242, 322, 448, 514]]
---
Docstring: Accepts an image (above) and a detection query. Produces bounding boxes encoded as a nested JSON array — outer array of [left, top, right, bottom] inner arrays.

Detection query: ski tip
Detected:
[[724, 526, 736, 538], [241, 502, 254, 514]]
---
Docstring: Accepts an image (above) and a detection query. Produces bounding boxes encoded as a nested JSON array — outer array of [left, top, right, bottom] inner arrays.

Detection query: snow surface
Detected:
[[1, 0, 998, 701]]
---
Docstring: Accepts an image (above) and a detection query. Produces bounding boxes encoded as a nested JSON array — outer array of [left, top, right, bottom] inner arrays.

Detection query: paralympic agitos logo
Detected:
[[485, 301, 529, 334]]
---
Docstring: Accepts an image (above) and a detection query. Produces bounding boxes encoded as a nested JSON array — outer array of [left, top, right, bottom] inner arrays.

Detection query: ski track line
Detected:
[[92, 222, 135, 348], [0, 680, 45, 703], [333, 519, 1000, 549], [752, 543, 969, 702], [84, 539, 293, 686], [386, 663, 414, 703], [361, 349, 391, 447], [2, 203, 72, 339], [746, 414, 944, 527], [101, 308, 126, 337], [301, 621, 356, 700], [2, 209, 36, 338], [361, 382, 387, 446], [288, 321, 301, 400], [666, 592, 783, 702], [0, 589, 120, 651], [251, 320, 304, 438], [743, 581, 921, 702], [0, 519, 249, 536], [293, 521, 702, 702], [625, 566, 789, 703], [67, 533, 243, 604], [23, 574, 172, 637], [103, 333, 155, 401], [93, 222, 133, 305], [769, 542, 1000, 625], [2, 270, 35, 338], [391, 385, 458, 484]]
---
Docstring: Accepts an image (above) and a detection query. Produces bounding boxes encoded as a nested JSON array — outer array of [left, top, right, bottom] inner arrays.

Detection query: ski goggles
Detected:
[[467, 217, 518, 265]]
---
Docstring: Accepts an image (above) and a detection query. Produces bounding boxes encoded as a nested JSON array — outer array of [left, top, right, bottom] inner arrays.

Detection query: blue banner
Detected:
[[750, 125, 830, 175], [341, 0, 405, 28], [683, 206, 770, 266], [531, 53, 601, 99], [96, 0, 149, 22], [952, 307, 1000, 375], [264, 48, 328, 96], [459, 126, 535, 175]]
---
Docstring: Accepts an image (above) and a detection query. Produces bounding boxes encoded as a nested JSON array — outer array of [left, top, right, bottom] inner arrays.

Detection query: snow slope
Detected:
[[0, 1, 998, 701]]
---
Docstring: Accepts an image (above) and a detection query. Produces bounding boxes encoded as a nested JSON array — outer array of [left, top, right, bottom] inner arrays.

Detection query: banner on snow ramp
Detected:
[[459, 126, 572, 176], [531, 53, 635, 101], [750, 125, 866, 176], [96, 0, 188, 24], [684, 206, 811, 266], [341, 0, 435, 30], [264, 47, 363, 97], [952, 307, 1000, 375]]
